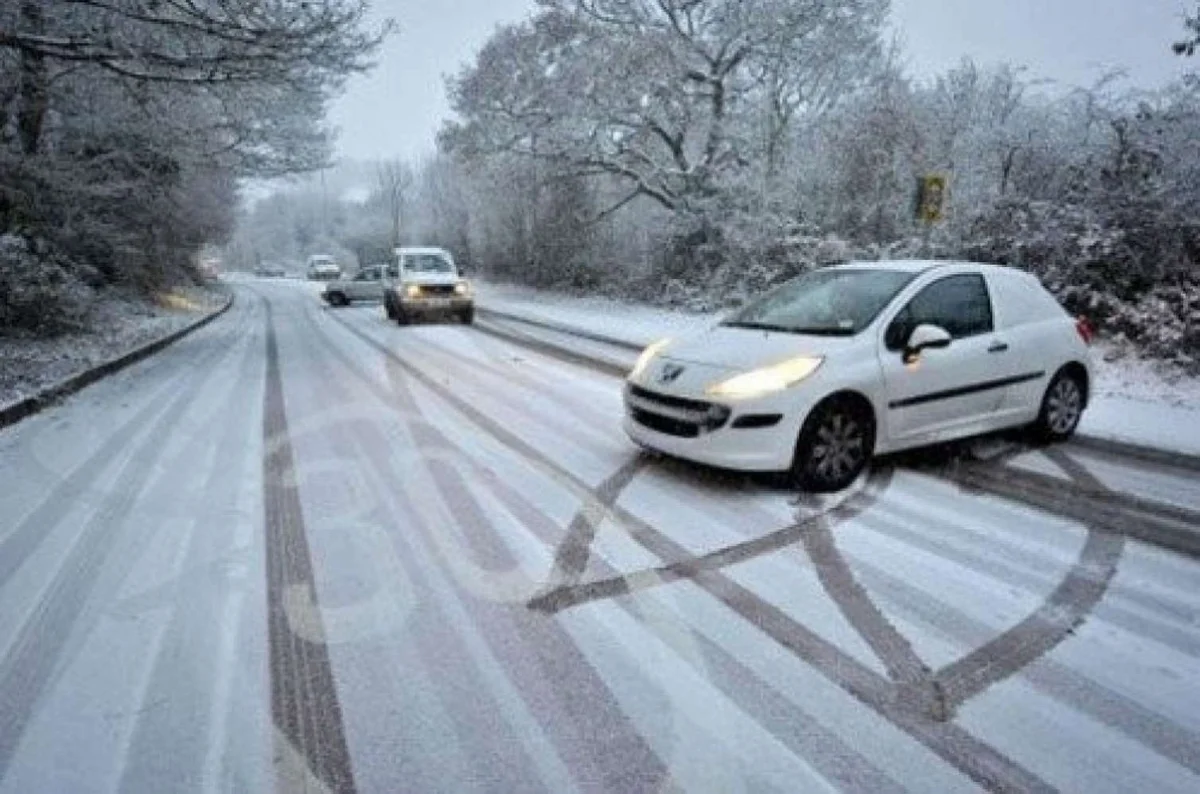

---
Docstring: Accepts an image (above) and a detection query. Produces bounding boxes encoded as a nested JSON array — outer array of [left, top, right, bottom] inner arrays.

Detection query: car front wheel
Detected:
[[1034, 368, 1085, 442], [791, 397, 874, 493]]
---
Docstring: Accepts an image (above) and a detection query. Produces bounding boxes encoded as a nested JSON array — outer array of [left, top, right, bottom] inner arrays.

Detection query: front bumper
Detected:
[[397, 295, 473, 312], [622, 383, 808, 472]]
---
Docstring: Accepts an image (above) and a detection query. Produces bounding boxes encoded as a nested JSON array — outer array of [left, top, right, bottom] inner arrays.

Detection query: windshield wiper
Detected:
[[721, 321, 797, 333], [722, 321, 855, 336], [787, 326, 857, 337]]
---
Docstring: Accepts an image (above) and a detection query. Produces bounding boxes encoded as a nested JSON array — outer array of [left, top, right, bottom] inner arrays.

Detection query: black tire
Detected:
[[327, 292, 348, 307], [395, 308, 410, 326], [1033, 368, 1085, 442], [459, 307, 475, 325], [384, 296, 396, 319], [791, 397, 875, 493]]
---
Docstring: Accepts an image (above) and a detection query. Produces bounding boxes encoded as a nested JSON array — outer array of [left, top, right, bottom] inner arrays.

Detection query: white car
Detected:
[[306, 255, 342, 281], [382, 247, 474, 325], [624, 261, 1094, 492], [322, 264, 387, 306]]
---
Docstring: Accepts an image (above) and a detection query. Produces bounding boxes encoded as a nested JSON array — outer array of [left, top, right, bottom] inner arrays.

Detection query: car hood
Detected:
[[660, 325, 865, 373]]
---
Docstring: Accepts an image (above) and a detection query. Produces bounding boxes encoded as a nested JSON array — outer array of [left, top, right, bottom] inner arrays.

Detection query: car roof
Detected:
[[394, 246, 452, 256], [828, 259, 1031, 279]]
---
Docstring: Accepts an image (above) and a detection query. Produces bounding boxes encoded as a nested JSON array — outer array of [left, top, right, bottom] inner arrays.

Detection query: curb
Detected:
[[473, 316, 632, 379], [0, 287, 236, 432], [476, 306, 645, 352]]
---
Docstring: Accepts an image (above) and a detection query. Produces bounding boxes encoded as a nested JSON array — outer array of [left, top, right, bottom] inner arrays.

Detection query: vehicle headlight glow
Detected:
[[629, 338, 672, 379], [404, 284, 421, 298], [454, 280, 471, 296], [706, 356, 824, 399]]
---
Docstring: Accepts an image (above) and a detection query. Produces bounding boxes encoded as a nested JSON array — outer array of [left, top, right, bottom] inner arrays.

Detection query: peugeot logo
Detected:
[[658, 363, 685, 384]]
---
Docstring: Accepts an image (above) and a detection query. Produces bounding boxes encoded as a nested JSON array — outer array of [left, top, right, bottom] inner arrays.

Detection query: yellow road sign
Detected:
[[916, 174, 948, 223]]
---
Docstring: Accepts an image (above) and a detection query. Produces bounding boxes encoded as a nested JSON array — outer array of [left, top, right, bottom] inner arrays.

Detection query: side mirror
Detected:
[[904, 324, 952, 363]]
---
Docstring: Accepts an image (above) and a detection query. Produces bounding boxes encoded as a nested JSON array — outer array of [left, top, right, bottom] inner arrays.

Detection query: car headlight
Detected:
[[629, 338, 672, 379], [706, 356, 824, 399], [454, 280, 471, 296], [404, 284, 421, 298]]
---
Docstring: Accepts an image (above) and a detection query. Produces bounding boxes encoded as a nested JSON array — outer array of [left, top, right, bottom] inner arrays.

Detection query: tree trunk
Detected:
[[17, 1, 49, 156]]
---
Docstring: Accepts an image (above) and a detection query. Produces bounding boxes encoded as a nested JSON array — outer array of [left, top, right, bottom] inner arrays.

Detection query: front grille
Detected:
[[628, 384, 712, 413], [626, 384, 730, 437], [417, 284, 456, 296], [631, 408, 701, 438]]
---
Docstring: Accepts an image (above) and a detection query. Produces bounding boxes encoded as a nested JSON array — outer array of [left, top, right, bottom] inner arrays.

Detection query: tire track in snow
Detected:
[[261, 302, 356, 794]]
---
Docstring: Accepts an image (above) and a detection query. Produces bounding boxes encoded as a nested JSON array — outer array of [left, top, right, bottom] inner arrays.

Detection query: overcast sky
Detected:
[[328, 0, 1197, 163]]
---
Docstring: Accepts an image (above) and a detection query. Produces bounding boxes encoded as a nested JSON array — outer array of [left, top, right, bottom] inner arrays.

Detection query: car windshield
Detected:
[[405, 254, 453, 274], [722, 268, 917, 336]]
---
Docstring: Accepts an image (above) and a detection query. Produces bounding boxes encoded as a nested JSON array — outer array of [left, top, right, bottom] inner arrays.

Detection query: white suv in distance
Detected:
[[383, 247, 474, 325], [624, 261, 1094, 492]]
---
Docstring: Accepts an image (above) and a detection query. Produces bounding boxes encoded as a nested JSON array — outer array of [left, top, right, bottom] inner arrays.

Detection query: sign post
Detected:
[[915, 174, 948, 257]]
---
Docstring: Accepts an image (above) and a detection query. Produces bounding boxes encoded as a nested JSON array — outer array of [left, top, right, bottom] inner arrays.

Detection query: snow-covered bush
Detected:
[[0, 235, 94, 335]]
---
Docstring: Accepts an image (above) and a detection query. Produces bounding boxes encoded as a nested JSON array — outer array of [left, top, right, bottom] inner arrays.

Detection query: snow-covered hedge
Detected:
[[573, 205, 1199, 371], [0, 235, 95, 335]]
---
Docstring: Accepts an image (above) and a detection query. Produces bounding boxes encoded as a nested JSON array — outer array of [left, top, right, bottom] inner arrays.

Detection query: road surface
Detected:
[[1, 280, 1198, 793]]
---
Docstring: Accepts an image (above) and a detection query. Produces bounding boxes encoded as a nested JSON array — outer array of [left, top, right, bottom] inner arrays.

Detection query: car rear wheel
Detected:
[[791, 397, 874, 493], [1034, 368, 1085, 442]]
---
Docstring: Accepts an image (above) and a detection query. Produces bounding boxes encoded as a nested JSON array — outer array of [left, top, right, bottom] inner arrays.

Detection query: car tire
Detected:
[[459, 307, 475, 325], [791, 396, 875, 493], [395, 308, 410, 326], [328, 292, 348, 308], [1033, 368, 1085, 442], [384, 297, 396, 319]]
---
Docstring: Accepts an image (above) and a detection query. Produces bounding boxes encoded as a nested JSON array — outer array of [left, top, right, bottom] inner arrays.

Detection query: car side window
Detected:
[[885, 274, 994, 350]]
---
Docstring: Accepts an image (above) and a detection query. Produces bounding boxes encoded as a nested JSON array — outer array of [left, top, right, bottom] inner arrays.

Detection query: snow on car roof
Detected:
[[829, 259, 1025, 277], [394, 246, 453, 256]]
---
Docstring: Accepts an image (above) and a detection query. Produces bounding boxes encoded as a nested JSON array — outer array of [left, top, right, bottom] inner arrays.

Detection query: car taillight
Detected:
[[1075, 316, 1095, 345]]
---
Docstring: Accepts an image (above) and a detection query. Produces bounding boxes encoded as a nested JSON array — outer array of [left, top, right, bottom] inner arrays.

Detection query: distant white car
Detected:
[[624, 261, 1095, 492], [306, 255, 342, 281], [382, 247, 474, 325]]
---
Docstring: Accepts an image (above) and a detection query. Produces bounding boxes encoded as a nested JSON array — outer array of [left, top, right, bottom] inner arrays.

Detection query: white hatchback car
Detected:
[[624, 261, 1094, 492]]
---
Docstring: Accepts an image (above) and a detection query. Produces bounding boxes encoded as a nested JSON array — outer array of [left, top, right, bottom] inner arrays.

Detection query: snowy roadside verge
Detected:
[[0, 284, 234, 431], [475, 282, 1200, 461]]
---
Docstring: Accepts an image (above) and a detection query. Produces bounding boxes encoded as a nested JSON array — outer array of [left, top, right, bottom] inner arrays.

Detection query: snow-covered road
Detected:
[[1, 280, 1198, 793]]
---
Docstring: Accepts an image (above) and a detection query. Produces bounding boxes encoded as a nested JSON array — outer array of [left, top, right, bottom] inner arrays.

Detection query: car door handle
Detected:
[[988, 341, 1009, 354]]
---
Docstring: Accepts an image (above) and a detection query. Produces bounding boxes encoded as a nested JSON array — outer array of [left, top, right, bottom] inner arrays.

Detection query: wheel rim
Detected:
[[1046, 377, 1082, 434], [810, 410, 866, 484]]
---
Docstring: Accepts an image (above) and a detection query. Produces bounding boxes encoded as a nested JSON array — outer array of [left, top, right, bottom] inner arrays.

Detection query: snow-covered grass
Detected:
[[0, 283, 228, 407], [476, 281, 1200, 457]]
